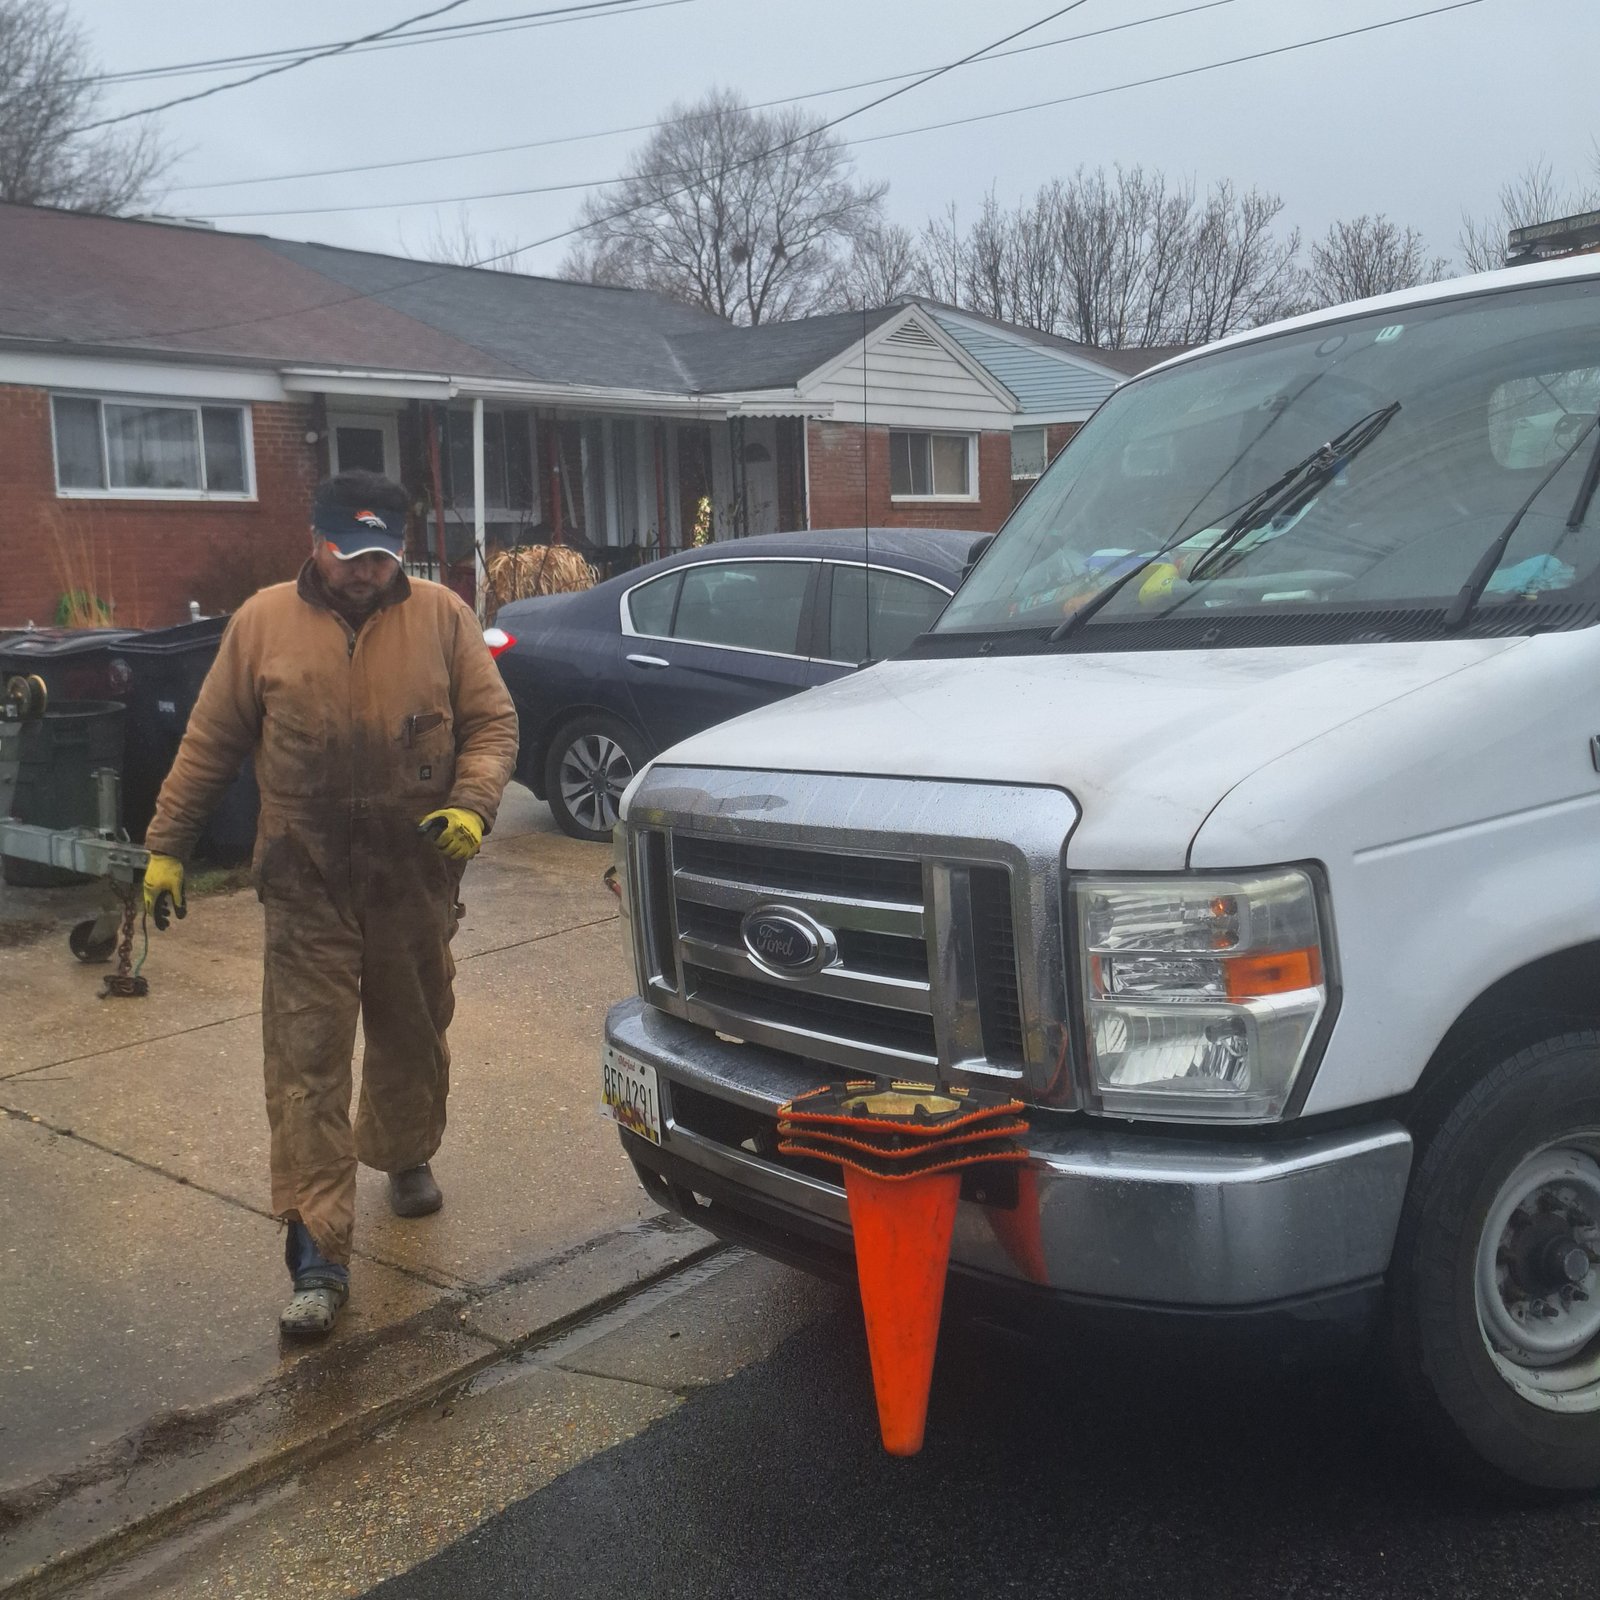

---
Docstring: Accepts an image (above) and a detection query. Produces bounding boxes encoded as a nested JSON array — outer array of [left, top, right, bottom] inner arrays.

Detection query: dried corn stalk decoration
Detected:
[[485, 545, 598, 620]]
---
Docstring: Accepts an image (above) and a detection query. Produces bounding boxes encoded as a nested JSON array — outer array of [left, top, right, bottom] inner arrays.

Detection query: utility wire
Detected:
[[848, 0, 1485, 152], [75, 1, 689, 90], [104, 0, 1093, 345], [191, 0, 1485, 222], [103, 0, 1475, 347], [170, 0, 1240, 195], [67, 0, 482, 134]]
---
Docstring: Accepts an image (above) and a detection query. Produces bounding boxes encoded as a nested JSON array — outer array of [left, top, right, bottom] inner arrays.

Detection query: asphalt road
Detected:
[[368, 1262, 1600, 1600]]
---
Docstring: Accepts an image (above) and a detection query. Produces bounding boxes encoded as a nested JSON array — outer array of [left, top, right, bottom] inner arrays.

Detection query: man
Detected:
[[143, 469, 518, 1338]]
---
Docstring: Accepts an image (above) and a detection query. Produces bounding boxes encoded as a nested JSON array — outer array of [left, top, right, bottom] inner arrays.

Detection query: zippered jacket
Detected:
[[146, 565, 519, 880]]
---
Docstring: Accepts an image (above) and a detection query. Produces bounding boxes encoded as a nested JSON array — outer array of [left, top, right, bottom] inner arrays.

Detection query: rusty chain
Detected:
[[100, 880, 149, 999]]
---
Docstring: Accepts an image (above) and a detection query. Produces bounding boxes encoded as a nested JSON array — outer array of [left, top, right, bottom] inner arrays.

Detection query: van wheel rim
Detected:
[[1474, 1140, 1600, 1411], [559, 734, 631, 834]]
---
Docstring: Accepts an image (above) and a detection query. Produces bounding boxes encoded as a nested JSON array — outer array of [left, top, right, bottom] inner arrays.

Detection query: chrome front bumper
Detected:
[[607, 997, 1413, 1312]]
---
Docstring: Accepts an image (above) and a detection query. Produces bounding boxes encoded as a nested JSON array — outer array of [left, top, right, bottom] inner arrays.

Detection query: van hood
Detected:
[[655, 640, 1524, 869]]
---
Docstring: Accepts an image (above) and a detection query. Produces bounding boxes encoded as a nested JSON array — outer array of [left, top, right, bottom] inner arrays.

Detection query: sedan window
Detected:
[[671, 560, 812, 654], [828, 566, 949, 662], [627, 571, 680, 637]]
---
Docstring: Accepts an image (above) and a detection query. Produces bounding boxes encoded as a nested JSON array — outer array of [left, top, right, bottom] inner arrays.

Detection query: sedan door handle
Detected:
[[626, 653, 670, 668]]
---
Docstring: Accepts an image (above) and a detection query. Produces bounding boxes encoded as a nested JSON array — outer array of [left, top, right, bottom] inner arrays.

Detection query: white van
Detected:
[[604, 254, 1600, 1492]]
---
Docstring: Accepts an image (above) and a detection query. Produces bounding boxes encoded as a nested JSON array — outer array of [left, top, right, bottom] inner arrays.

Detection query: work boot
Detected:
[[280, 1220, 349, 1339], [388, 1162, 443, 1218]]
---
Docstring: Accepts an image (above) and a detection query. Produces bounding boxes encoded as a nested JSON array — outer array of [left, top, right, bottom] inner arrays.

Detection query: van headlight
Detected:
[[1071, 868, 1331, 1122]]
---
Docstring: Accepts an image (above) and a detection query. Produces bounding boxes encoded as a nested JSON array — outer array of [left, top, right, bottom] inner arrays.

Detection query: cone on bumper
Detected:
[[777, 1080, 1028, 1456]]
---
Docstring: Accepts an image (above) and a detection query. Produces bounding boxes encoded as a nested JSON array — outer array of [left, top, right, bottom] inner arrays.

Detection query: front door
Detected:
[[329, 412, 400, 479]]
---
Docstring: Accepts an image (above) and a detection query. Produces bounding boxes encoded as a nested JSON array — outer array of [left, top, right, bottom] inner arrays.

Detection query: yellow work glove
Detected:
[[142, 853, 187, 930], [418, 807, 484, 861]]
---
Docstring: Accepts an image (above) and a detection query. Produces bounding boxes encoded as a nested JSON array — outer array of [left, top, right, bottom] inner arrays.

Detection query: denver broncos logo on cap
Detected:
[[353, 509, 388, 530]]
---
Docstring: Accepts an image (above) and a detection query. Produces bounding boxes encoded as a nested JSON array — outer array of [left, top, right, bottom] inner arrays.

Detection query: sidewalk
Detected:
[[0, 791, 711, 1595]]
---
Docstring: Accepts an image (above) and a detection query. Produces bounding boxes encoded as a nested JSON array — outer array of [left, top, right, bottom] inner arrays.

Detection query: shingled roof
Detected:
[[0, 205, 1062, 404]]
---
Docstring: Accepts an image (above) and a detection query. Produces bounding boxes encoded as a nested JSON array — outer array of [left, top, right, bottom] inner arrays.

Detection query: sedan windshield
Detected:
[[937, 278, 1600, 641]]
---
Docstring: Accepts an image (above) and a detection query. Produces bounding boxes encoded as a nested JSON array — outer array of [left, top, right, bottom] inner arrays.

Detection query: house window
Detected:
[[442, 407, 537, 512], [52, 395, 252, 497], [1011, 425, 1047, 481], [889, 430, 974, 499]]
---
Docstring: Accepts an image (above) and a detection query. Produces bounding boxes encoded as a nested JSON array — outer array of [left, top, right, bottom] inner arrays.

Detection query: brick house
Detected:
[[0, 204, 1135, 627]]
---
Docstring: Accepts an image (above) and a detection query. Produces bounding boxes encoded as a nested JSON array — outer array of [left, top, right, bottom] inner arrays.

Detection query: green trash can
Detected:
[[2, 700, 127, 887]]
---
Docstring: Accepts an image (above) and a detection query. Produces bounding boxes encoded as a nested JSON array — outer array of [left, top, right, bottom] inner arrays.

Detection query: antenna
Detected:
[[862, 305, 873, 667]]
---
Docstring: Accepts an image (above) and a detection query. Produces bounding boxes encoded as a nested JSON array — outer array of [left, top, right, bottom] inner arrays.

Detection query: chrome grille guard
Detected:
[[620, 766, 1079, 1105]]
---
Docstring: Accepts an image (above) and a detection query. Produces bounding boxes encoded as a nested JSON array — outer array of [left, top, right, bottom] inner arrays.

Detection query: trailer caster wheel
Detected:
[[69, 917, 118, 963]]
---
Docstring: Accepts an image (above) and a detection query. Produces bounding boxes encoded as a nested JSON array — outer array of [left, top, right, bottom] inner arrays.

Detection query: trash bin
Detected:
[[109, 617, 259, 865], [1, 618, 260, 868], [1, 700, 126, 887], [0, 627, 140, 703]]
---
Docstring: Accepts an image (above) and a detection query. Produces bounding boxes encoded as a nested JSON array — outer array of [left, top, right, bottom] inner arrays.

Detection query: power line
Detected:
[[76, 1, 686, 90], [190, 0, 1486, 223], [105, 0, 1483, 348], [107, 0, 1095, 345], [68, 0, 482, 134], [847, 0, 1487, 149], [169, 0, 1241, 196]]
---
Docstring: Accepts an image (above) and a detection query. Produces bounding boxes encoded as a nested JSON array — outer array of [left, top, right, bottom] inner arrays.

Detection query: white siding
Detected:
[[802, 320, 1015, 431]]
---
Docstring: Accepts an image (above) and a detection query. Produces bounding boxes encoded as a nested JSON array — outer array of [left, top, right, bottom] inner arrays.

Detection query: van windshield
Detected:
[[936, 278, 1600, 644]]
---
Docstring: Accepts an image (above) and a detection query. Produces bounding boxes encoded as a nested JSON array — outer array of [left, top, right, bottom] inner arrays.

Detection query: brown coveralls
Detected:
[[146, 565, 518, 1262]]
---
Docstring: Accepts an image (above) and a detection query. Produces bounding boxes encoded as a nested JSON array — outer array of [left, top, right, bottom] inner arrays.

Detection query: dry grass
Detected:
[[485, 544, 598, 621], [43, 512, 154, 629]]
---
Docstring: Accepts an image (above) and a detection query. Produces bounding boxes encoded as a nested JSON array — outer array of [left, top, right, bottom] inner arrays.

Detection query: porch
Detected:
[[291, 374, 813, 610]]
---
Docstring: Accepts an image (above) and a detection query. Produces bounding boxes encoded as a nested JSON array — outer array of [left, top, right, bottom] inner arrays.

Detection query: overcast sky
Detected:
[[74, 0, 1600, 279]]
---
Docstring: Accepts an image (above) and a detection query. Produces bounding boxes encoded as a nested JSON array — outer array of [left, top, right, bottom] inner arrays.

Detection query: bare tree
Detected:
[[402, 208, 525, 273], [1175, 180, 1301, 342], [915, 166, 1301, 349], [0, 0, 169, 212], [1304, 214, 1446, 306], [561, 88, 885, 325], [1459, 159, 1600, 272], [828, 220, 921, 310], [915, 203, 967, 304]]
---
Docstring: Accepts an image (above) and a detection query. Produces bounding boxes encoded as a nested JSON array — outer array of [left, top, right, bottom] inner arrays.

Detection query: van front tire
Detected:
[[1389, 1032, 1600, 1495]]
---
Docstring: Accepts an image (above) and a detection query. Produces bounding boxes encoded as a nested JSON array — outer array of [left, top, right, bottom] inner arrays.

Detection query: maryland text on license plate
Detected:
[[602, 1046, 661, 1144]]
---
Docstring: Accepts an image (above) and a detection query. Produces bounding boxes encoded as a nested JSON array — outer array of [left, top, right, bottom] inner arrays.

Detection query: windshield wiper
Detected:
[[1182, 402, 1402, 585], [1046, 401, 1401, 644], [1444, 409, 1600, 630]]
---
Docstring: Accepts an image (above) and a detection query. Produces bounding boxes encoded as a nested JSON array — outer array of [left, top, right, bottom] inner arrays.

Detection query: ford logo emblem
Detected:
[[740, 904, 838, 979]]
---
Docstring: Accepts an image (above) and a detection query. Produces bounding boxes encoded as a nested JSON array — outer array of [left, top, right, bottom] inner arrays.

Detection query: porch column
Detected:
[[634, 418, 654, 551], [472, 396, 487, 622], [601, 419, 619, 545]]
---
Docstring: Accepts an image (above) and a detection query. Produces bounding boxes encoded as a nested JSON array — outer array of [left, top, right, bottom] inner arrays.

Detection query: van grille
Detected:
[[645, 830, 1027, 1081]]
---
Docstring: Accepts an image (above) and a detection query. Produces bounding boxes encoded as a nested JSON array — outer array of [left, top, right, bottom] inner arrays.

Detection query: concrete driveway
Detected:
[[0, 788, 710, 1595]]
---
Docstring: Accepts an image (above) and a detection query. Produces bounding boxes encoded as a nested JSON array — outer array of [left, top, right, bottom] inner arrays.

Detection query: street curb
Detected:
[[0, 1218, 721, 1599]]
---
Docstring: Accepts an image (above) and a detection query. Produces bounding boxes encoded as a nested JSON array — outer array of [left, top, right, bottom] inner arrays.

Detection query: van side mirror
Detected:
[[961, 535, 994, 585]]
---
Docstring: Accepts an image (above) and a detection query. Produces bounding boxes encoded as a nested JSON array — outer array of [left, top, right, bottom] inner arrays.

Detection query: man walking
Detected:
[[142, 470, 518, 1338]]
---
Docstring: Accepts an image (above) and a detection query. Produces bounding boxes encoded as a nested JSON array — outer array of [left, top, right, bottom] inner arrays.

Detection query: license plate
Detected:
[[601, 1045, 661, 1144]]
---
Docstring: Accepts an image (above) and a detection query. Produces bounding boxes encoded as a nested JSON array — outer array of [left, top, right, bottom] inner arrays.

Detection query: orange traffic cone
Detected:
[[987, 1163, 1048, 1285], [843, 1164, 961, 1457]]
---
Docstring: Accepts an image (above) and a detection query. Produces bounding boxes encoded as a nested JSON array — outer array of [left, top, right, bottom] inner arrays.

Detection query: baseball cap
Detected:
[[312, 480, 405, 560]]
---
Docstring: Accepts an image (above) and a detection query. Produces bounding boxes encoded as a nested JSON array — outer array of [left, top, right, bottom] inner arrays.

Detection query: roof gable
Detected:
[[797, 304, 1017, 409]]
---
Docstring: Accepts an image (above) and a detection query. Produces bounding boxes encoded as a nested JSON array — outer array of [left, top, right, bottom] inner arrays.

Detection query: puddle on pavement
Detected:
[[464, 1250, 742, 1395]]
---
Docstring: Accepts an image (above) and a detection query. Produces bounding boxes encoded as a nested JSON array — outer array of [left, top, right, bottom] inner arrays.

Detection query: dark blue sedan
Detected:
[[489, 527, 977, 840]]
